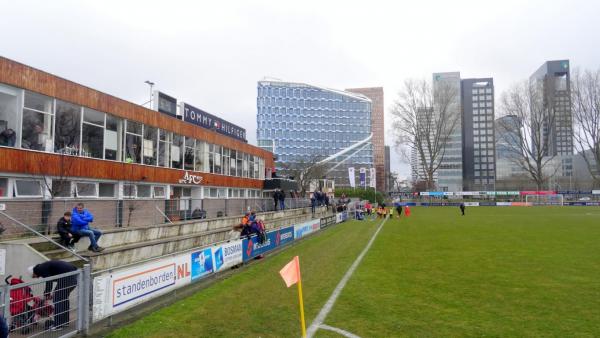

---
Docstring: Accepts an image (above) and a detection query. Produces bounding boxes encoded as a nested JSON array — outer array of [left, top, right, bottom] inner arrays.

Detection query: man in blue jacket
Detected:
[[71, 203, 104, 252]]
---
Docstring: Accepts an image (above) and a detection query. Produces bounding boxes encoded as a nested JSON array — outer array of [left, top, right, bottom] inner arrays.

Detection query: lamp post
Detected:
[[145, 80, 155, 109]]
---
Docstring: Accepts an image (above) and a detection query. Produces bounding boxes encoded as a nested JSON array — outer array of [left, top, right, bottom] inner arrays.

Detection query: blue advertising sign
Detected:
[[242, 231, 279, 262], [191, 248, 214, 280], [182, 103, 247, 141], [278, 226, 295, 246]]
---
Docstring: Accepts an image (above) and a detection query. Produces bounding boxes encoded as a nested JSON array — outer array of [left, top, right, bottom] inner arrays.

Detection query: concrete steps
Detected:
[[27, 207, 329, 271]]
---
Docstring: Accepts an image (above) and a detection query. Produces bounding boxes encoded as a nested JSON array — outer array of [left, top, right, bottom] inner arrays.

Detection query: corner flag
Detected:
[[280, 256, 307, 337], [405, 206, 411, 217]]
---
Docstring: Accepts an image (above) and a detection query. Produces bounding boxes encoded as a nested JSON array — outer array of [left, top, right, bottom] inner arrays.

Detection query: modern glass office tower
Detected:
[[257, 80, 373, 188], [433, 72, 463, 192], [530, 60, 573, 156]]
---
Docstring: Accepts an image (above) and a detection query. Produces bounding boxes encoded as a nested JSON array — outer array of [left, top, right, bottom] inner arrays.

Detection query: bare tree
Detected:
[[26, 153, 76, 234], [278, 155, 328, 195], [572, 68, 600, 185], [391, 79, 460, 190], [498, 79, 560, 190]]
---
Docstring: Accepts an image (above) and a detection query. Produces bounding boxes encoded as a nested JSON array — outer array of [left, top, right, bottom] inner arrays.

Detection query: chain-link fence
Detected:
[[1, 264, 90, 338], [0, 198, 312, 238]]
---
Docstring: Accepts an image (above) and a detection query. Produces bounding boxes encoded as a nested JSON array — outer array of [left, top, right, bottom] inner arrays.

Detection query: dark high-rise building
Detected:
[[530, 60, 572, 156], [461, 78, 496, 191]]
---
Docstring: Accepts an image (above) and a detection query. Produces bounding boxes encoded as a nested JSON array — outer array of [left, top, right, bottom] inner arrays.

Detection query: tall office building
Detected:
[[256, 80, 373, 187], [461, 78, 496, 191], [530, 60, 573, 156], [346, 87, 385, 192], [495, 115, 523, 179], [433, 72, 463, 192]]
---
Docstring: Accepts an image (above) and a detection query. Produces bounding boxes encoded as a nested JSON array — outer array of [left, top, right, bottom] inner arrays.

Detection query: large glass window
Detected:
[[237, 152, 243, 177], [0, 177, 8, 197], [55, 100, 81, 155], [184, 137, 194, 170], [0, 84, 20, 148], [208, 144, 215, 173], [125, 120, 142, 163], [76, 182, 97, 197], [52, 180, 73, 198], [99, 183, 116, 198], [14, 179, 43, 197], [105, 115, 122, 161], [123, 184, 136, 198], [171, 134, 183, 169], [22, 91, 53, 151], [222, 148, 229, 175], [143, 126, 158, 165], [137, 185, 151, 198], [230, 150, 237, 177], [82, 108, 104, 159], [194, 141, 206, 172], [158, 129, 171, 167], [213, 145, 222, 174], [153, 186, 165, 198]]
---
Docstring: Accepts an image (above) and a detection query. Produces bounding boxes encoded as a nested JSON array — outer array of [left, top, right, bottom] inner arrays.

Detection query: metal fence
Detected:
[[0, 198, 312, 238], [1, 265, 90, 338]]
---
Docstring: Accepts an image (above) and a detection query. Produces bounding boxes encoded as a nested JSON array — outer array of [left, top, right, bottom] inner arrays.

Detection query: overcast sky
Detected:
[[2, 0, 599, 179]]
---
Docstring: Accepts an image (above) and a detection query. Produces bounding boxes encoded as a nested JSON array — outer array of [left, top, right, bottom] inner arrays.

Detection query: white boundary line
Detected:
[[319, 324, 362, 338], [306, 217, 388, 338]]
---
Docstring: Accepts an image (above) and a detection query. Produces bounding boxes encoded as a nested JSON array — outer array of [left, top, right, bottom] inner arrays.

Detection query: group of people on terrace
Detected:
[[56, 202, 104, 253]]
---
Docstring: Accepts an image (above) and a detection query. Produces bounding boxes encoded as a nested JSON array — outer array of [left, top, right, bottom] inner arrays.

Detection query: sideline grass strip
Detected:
[[107, 219, 379, 338], [321, 207, 600, 337]]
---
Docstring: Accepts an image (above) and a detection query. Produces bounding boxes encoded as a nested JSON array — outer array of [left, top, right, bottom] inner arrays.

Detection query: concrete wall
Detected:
[[0, 243, 47, 283]]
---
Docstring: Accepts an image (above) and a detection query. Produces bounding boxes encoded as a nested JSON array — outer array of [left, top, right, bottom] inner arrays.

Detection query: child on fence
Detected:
[[56, 212, 79, 251]]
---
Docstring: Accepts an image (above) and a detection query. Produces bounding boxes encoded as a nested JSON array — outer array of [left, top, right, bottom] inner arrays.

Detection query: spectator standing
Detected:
[[273, 190, 279, 211], [71, 203, 104, 252], [325, 194, 330, 212], [57, 211, 79, 251], [29, 260, 78, 331], [0, 315, 7, 338], [279, 189, 286, 210], [310, 192, 316, 214]]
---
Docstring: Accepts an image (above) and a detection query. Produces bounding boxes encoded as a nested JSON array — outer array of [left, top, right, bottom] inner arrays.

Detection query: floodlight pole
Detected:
[[145, 80, 155, 109]]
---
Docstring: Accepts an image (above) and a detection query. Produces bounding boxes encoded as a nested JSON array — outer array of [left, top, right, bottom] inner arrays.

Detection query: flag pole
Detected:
[[296, 258, 307, 338]]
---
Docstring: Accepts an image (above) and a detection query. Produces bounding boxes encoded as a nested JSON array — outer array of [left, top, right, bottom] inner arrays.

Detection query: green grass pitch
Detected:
[[107, 207, 600, 337]]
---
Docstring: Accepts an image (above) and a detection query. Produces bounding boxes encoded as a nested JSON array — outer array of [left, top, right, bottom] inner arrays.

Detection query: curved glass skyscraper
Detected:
[[256, 80, 373, 188]]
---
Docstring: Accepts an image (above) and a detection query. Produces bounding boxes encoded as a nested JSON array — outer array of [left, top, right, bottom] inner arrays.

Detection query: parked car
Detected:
[[579, 197, 591, 201]]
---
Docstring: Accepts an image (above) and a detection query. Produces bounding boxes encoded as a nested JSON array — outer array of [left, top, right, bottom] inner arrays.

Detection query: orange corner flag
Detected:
[[280, 256, 301, 287]]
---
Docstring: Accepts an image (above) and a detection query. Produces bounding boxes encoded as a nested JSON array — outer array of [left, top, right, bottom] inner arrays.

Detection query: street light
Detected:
[[144, 80, 155, 109]]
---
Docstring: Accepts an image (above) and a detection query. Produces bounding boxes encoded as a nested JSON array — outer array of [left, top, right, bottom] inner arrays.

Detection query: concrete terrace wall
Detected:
[[81, 206, 327, 271]]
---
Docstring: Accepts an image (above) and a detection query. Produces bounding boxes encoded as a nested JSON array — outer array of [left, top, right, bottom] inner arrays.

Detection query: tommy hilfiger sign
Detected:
[[181, 102, 246, 142]]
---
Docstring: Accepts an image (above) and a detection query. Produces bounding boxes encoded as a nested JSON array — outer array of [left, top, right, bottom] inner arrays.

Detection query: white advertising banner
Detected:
[[348, 167, 355, 188], [212, 240, 243, 272], [463, 202, 480, 207], [93, 252, 192, 322], [294, 219, 321, 239], [496, 202, 512, 206], [369, 168, 376, 188], [593, 190, 600, 195]]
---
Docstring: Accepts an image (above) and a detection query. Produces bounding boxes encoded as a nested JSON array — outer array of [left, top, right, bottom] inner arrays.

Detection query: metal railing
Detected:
[[0, 198, 312, 238], [1, 264, 90, 338]]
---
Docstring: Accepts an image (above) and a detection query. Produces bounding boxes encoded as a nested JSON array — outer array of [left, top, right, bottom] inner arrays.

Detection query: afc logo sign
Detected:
[[179, 171, 203, 185]]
